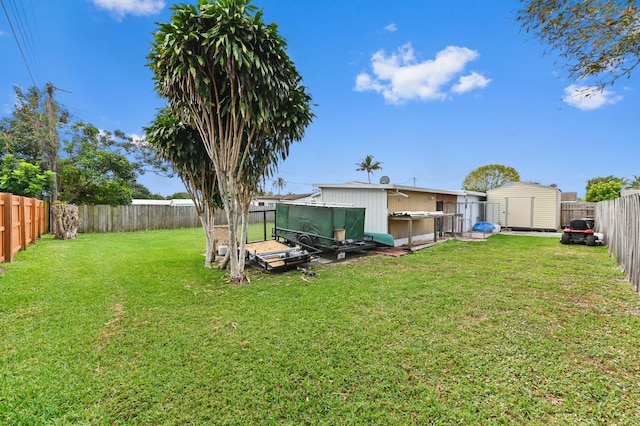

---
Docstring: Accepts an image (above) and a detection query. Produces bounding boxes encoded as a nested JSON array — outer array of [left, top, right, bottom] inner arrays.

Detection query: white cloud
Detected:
[[452, 71, 491, 94], [384, 23, 397, 32], [354, 43, 490, 104], [130, 133, 148, 147], [90, 0, 165, 18], [562, 84, 622, 111]]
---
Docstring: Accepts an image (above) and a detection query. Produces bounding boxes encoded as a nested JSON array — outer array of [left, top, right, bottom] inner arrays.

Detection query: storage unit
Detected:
[[486, 182, 561, 231], [274, 203, 376, 252]]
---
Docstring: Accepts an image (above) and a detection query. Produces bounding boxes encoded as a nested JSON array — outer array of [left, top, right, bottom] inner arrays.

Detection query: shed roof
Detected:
[[486, 181, 561, 193], [313, 182, 485, 197]]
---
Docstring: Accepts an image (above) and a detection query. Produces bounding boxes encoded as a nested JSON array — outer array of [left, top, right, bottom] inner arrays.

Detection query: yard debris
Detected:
[[297, 266, 316, 277]]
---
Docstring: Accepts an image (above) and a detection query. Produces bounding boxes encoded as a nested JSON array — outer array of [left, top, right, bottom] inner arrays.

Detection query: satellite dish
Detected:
[[379, 176, 390, 184]]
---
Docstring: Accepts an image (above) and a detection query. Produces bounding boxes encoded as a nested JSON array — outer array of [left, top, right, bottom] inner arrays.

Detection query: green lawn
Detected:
[[2, 229, 640, 424]]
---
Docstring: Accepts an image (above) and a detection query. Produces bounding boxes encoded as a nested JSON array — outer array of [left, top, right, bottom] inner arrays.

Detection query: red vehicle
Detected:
[[560, 218, 603, 246]]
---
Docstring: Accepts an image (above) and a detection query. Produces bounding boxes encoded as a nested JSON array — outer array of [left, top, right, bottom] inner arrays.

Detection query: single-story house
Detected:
[[311, 182, 486, 247], [486, 182, 561, 231]]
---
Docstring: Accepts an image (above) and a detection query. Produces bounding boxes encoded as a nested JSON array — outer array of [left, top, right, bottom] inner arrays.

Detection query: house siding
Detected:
[[317, 187, 388, 233], [388, 190, 437, 238]]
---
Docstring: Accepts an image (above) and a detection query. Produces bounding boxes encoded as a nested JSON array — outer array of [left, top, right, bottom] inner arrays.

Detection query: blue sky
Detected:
[[1, 0, 638, 198]]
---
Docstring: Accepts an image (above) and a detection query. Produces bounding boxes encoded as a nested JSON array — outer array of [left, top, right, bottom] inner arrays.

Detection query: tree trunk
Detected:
[[224, 178, 249, 283], [199, 207, 217, 268], [52, 204, 79, 240], [218, 250, 230, 270]]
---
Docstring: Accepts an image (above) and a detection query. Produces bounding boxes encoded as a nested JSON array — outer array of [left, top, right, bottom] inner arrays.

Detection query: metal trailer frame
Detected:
[[273, 226, 377, 253], [245, 240, 321, 272]]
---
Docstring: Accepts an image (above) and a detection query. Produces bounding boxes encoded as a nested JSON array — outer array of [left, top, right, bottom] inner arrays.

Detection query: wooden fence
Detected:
[[0, 192, 48, 262], [596, 194, 640, 293], [77, 204, 275, 233], [561, 202, 596, 228]]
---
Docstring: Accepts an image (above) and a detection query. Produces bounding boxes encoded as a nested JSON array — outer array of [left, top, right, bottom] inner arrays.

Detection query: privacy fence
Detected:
[[596, 194, 640, 293], [77, 204, 275, 233], [0, 193, 48, 262], [561, 202, 596, 228]]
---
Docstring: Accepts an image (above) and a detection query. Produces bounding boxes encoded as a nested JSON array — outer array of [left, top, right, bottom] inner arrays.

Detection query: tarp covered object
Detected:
[[472, 222, 495, 233], [276, 204, 367, 247]]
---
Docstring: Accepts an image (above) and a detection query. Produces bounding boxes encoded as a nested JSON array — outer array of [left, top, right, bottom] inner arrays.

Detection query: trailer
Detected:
[[274, 203, 377, 253], [245, 240, 320, 272]]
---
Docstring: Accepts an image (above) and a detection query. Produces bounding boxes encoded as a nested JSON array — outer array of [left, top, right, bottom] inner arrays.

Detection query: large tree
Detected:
[[1, 84, 68, 200], [586, 180, 622, 201], [516, 0, 640, 86], [58, 122, 141, 205], [0, 154, 55, 199], [144, 107, 223, 268], [147, 0, 314, 283], [586, 175, 628, 193], [462, 164, 521, 192], [356, 154, 383, 183]]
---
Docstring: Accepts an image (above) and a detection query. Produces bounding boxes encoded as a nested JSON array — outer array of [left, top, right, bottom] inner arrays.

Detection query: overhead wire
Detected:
[[8, 0, 42, 84], [0, 0, 40, 86]]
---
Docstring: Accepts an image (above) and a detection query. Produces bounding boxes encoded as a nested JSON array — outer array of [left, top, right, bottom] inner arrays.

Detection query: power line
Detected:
[[0, 0, 39, 86]]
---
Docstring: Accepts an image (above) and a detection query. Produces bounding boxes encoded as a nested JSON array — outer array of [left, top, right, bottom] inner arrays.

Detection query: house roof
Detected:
[[313, 182, 485, 197], [485, 181, 561, 193], [254, 193, 315, 202]]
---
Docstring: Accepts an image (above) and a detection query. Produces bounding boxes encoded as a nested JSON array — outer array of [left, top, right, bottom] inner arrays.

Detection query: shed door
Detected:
[[505, 197, 533, 228]]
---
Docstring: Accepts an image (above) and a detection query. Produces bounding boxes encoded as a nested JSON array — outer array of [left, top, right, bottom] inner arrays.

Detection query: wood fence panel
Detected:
[[12, 195, 23, 258], [0, 193, 47, 262], [596, 194, 640, 293], [561, 202, 596, 228], [76, 204, 276, 233], [0, 194, 6, 262]]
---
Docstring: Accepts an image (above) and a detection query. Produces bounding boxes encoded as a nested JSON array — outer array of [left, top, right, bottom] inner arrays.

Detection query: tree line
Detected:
[[0, 85, 172, 204]]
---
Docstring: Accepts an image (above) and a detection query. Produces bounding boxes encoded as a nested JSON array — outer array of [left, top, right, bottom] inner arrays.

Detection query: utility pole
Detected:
[[43, 83, 70, 202]]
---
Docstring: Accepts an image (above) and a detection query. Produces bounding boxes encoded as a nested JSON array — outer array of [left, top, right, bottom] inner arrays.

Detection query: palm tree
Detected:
[[356, 155, 383, 183], [148, 0, 314, 283], [627, 175, 640, 189], [272, 177, 286, 194]]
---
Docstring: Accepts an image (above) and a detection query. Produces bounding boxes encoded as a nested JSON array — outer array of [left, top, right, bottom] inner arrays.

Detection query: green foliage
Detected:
[[168, 192, 191, 199], [129, 181, 165, 200], [586, 175, 628, 193], [1, 84, 171, 205], [2, 230, 639, 423], [355, 154, 383, 183], [58, 122, 139, 205], [462, 164, 520, 192], [586, 180, 622, 201], [147, 0, 314, 281], [143, 108, 221, 209], [0, 85, 67, 166], [0, 154, 55, 199], [627, 175, 640, 189], [516, 0, 640, 86]]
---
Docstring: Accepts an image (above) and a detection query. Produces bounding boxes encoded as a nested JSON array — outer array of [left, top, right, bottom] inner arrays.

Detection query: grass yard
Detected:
[[2, 228, 640, 424]]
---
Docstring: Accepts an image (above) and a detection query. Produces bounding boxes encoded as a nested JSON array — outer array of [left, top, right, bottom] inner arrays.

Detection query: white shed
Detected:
[[486, 182, 561, 231]]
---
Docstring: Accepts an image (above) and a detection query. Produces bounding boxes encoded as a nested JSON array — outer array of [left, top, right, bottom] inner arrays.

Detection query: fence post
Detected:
[[19, 196, 27, 249], [4, 193, 13, 262]]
